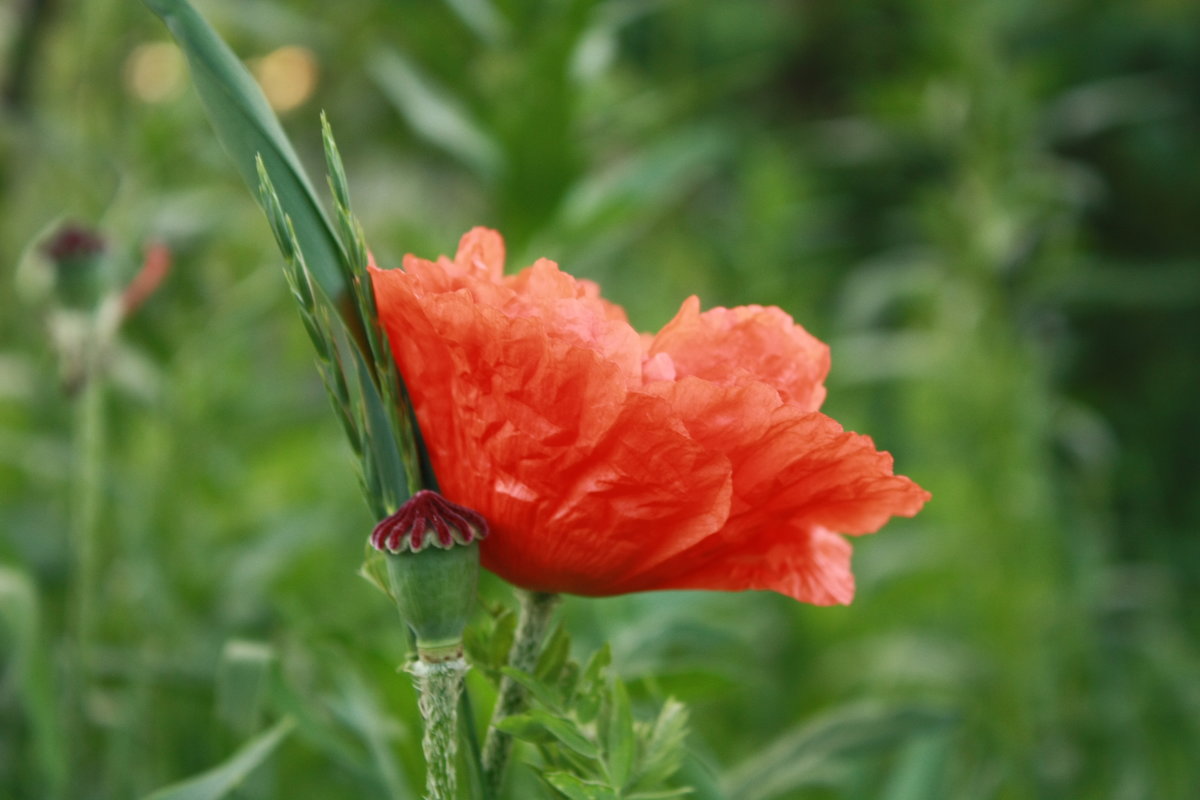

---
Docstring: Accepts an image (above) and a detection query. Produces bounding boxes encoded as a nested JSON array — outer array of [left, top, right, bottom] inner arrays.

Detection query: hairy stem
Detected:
[[410, 656, 468, 800], [482, 590, 561, 795]]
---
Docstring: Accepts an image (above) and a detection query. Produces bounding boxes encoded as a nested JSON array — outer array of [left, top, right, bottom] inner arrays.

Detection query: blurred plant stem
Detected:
[[482, 589, 560, 795], [2, 0, 58, 114], [71, 368, 104, 675]]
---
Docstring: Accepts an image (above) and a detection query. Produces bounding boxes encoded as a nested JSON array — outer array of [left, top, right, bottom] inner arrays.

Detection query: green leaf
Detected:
[[545, 772, 619, 800], [880, 734, 952, 800], [536, 623, 572, 683], [500, 666, 563, 713], [143, 0, 348, 301], [573, 644, 611, 724], [604, 680, 636, 790], [368, 48, 501, 178], [215, 640, 275, 735], [495, 712, 555, 747], [637, 699, 689, 789], [142, 718, 295, 800], [359, 539, 395, 601], [0, 567, 67, 795], [722, 703, 958, 800], [463, 603, 517, 683], [441, 0, 509, 44], [557, 127, 726, 233], [533, 710, 601, 761], [499, 710, 600, 760], [490, 607, 518, 669], [333, 672, 413, 800]]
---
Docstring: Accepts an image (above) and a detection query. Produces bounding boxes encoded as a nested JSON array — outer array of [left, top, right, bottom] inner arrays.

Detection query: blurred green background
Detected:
[[2, 0, 1199, 798]]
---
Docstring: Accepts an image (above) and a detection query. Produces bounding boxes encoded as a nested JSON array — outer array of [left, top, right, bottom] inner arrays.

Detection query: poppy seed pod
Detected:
[[42, 224, 108, 310], [372, 491, 489, 661]]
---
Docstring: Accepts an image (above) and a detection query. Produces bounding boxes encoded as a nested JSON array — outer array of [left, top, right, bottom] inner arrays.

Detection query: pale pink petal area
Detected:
[[455, 226, 506, 278], [649, 296, 831, 410]]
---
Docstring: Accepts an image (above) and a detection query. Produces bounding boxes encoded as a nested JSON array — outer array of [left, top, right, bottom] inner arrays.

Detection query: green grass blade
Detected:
[[722, 703, 957, 800], [368, 48, 501, 179], [215, 640, 276, 736], [143, 0, 348, 301], [0, 566, 67, 796], [141, 718, 295, 800]]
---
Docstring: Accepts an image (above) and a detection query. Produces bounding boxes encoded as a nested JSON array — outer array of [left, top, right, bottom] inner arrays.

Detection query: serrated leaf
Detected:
[[464, 605, 516, 681], [536, 623, 571, 683], [722, 703, 958, 800], [574, 644, 611, 724], [490, 607, 518, 667], [144, 0, 348, 303], [637, 698, 689, 789], [500, 667, 563, 713], [495, 712, 556, 747], [556, 660, 581, 706], [522, 710, 600, 760], [141, 718, 295, 800], [580, 644, 612, 684], [545, 772, 619, 800], [605, 680, 635, 790]]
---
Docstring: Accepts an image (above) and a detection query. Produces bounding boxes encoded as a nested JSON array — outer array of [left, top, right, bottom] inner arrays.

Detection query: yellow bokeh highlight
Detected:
[[124, 42, 186, 103], [251, 46, 319, 113]]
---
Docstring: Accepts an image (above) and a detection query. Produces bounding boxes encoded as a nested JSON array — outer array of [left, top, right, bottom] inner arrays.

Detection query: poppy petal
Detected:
[[370, 229, 929, 604], [650, 296, 831, 411]]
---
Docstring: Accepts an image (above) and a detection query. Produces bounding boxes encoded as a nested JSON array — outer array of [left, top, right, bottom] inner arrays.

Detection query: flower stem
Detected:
[[409, 655, 468, 800], [481, 590, 561, 795], [459, 686, 489, 800], [72, 373, 104, 675]]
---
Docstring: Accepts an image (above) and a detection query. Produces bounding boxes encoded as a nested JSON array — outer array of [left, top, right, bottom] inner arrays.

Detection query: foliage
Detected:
[[2, 0, 1199, 798], [471, 614, 692, 800]]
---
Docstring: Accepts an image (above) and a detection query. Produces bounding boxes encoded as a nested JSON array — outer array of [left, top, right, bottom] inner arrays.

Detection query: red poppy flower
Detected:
[[371, 229, 929, 604]]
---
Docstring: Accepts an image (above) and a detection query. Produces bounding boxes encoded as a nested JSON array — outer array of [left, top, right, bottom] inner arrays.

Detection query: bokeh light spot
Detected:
[[251, 46, 319, 113], [124, 41, 186, 103]]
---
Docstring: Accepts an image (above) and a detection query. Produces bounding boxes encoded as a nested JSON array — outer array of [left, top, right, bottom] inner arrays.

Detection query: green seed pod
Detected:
[[371, 490, 488, 661], [42, 224, 108, 310]]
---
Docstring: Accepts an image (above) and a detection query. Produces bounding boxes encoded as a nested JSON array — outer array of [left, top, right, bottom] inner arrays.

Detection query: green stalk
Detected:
[[459, 685, 489, 800], [481, 590, 561, 795], [72, 371, 105, 675], [410, 656, 468, 800]]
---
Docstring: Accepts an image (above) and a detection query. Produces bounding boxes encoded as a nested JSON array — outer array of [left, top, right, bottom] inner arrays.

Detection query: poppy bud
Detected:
[[371, 491, 488, 662], [42, 224, 108, 310]]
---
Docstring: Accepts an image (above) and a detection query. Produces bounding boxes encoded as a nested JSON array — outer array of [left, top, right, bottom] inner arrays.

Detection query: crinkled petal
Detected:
[[371, 263, 732, 598], [649, 296, 830, 410], [657, 524, 855, 605], [371, 228, 929, 604], [616, 378, 929, 601], [454, 226, 505, 279]]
